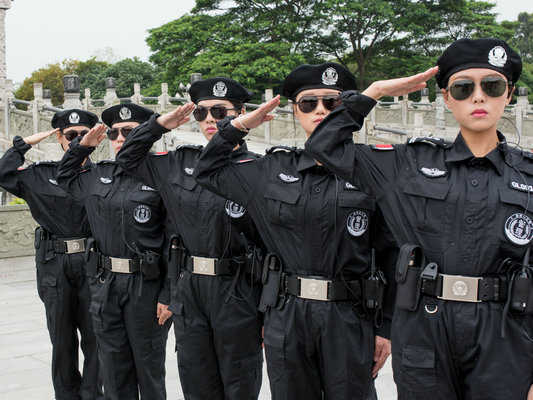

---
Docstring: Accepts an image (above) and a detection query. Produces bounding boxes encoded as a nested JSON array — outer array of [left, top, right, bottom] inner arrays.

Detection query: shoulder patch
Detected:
[[370, 144, 393, 151], [176, 144, 203, 151], [266, 145, 298, 154], [17, 166, 27, 170], [407, 137, 453, 148], [151, 151, 169, 156], [35, 160, 59, 166], [96, 159, 116, 165], [237, 158, 254, 164]]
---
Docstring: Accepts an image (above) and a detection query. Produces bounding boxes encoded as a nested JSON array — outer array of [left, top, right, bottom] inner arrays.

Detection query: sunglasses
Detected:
[[62, 129, 89, 141], [106, 127, 134, 140], [294, 95, 343, 113], [193, 105, 240, 122], [447, 77, 511, 101]]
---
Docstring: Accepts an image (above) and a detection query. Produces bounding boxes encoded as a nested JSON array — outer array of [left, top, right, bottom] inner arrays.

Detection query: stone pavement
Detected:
[[0, 130, 397, 399]]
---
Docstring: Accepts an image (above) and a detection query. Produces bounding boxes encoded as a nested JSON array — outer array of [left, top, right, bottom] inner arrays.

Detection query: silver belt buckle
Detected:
[[299, 277, 331, 301], [110, 257, 132, 273], [65, 239, 85, 254], [438, 274, 481, 303], [192, 256, 217, 276]]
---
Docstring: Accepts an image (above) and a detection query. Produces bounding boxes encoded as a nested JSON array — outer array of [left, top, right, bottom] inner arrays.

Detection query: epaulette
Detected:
[[150, 151, 169, 156], [370, 144, 394, 151], [96, 159, 117, 165], [176, 144, 203, 151], [407, 136, 453, 148], [266, 145, 299, 154], [34, 160, 59, 166]]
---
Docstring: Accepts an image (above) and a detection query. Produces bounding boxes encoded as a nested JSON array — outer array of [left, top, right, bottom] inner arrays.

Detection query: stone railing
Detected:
[[0, 204, 37, 258]]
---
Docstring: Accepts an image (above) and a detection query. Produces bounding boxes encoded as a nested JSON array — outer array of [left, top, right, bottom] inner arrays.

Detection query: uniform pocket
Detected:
[[170, 301, 185, 335], [263, 327, 286, 385], [264, 183, 304, 237], [399, 345, 437, 390]]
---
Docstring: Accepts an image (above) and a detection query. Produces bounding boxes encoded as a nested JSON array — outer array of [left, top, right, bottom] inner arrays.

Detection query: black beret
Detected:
[[436, 38, 522, 89], [51, 109, 98, 130], [101, 103, 154, 127], [189, 77, 253, 104], [281, 62, 357, 100]]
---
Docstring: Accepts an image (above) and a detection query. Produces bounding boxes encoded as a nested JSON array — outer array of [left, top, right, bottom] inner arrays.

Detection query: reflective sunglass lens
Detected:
[[481, 78, 507, 97], [210, 105, 228, 120], [106, 129, 118, 140], [322, 95, 342, 111], [120, 127, 133, 138], [193, 107, 208, 122], [449, 80, 475, 101], [298, 97, 319, 113]]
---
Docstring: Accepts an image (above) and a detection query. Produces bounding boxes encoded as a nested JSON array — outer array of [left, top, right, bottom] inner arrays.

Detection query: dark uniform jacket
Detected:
[[115, 115, 263, 262], [305, 90, 533, 276], [57, 137, 169, 303], [194, 118, 395, 337], [0, 136, 91, 238]]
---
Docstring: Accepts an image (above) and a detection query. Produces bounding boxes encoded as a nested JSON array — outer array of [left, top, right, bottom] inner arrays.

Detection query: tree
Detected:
[[15, 63, 67, 106], [510, 12, 533, 63]]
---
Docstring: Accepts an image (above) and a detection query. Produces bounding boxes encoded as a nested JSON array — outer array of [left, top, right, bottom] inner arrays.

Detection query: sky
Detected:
[[4, 0, 533, 85]]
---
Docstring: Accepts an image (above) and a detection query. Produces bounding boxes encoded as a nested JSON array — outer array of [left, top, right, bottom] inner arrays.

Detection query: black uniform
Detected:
[[0, 136, 102, 400], [115, 115, 264, 400], [305, 90, 533, 399], [193, 117, 396, 400], [57, 137, 170, 400]]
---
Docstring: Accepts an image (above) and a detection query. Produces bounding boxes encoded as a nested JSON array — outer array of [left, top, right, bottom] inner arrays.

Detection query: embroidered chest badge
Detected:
[[510, 181, 533, 193], [420, 167, 447, 178], [225, 200, 246, 218], [100, 177, 112, 184], [346, 211, 368, 237], [141, 185, 156, 192], [344, 182, 357, 190], [134, 205, 151, 224], [504, 213, 533, 245], [48, 179, 58, 186], [184, 167, 194, 176], [278, 173, 300, 183]]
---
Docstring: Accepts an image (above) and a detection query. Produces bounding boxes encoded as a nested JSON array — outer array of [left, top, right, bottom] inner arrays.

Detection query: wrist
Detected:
[[233, 114, 250, 133]]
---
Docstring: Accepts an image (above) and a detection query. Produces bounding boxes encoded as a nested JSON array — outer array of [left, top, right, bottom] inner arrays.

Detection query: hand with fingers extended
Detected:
[[372, 335, 391, 378], [362, 66, 439, 101], [156, 103, 196, 131], [22, 128, 60, 146], [230, 95, 281, 133], [79, 124, 107, 148]]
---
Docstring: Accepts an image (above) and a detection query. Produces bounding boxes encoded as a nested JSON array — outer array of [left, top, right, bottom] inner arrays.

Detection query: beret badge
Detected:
[[322, 67, 339, 86], [213, 81, 228, 97], [119, 107, 132, 120], [488, 46, 508, 68], [69, 112, 80, 124]]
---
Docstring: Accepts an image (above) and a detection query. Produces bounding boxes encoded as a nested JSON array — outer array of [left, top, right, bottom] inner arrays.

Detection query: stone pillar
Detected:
[[3, 78, 13, 138], [435, 84, 446, 131], [104, 77, 119, 107], [401, 96, 408, 127], [62, 75, 82, 109], [515, 87, 529, 136], [43, 89, 52, 106], [190, 73, 202, 84], [82, 88, 92, 110], [130, 83, 143, 104], [264, 89, 273, 143], [158, 83, 170, 112], [31, 83, 43, 134], [0, 1, 12, 94]]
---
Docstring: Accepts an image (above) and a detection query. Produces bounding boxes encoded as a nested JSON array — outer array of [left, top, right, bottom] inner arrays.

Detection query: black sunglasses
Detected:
[[294, 95, 343, 113], [447, 77, 511, 101], [193, 105, 240, 122], [62, 129, 89, 141], [106, 127, 134, 140]]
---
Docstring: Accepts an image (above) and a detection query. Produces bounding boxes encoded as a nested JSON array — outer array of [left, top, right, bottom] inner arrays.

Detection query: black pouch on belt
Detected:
[[259, 253, 283, 313], [84, 238, 99, 277], [141, 251, 161, 281], [167, 235, 183, 279], [510, 267, 533, 314], [395, 244, 424, 311], [34, 226, 48, 263]]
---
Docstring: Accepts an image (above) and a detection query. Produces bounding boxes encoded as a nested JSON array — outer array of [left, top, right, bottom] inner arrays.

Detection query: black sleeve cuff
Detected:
[[375, 317, 392, 340], [13, 136, 32, 154], [147, 113, 170, 139], [217, 116, 248, 145], [340, 90, 378, 119], [68, 136, 95, 158]]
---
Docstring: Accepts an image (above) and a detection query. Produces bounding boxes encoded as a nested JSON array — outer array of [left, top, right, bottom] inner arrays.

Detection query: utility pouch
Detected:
[[245, 247, 264, 282], [167, 235, 183, 279], [395, 244, 424, 311], [259, 253, 283, 313], [141, 251, 161, 281], [34, 227, 48, 263], [509, 266, 533, 313], [363, 275, 385, 311], [85, 238, 99, 277]]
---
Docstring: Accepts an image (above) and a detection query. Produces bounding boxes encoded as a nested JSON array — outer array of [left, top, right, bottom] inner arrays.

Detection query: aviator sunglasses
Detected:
[[193, 105, 241, 122], [62, 129, 89, 141], [106, 127, 134, 140], [294, 95, 343, 113], [447, 77, 511, 101]]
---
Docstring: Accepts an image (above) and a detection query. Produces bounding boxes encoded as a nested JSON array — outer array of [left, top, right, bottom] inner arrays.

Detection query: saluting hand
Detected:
[[362, 66, 439, 101], [156, 103, 195, 131], [79, 124, 107, 148], [156, 302, 172, 325], [527, 384, 533, 400], [231, 95, 281, 132], [372, 335, 391, 378], [22, 128, 60, 146]]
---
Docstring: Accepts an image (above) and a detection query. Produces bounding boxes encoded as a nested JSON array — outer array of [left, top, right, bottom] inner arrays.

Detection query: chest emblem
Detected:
[[100, 177, 112, 184], [141, 185, 156, 192], [225, 200, 246, 218], [346, 210, 368, 237], [344, 182, 357, 190], [510, 181, 533, 193], [134, 205, 152, 224], [420, 167, 447, 178], [184, 167, 194, 176], [278, 173, 300, 183], [48, 179, 58, 186], [504, 213, 533, 245]]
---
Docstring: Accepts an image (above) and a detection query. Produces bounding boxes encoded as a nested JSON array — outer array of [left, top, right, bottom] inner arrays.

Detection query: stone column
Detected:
[[130, 83, 143, 104], [104, 77, 119, 107], [62, 75, 82, 109], [31, 83, 43, 134], [435, 84, 446, 131], [82, 88, 92, 110], [0, 1, 12, 94], [158, 83, 170, 112], [515, 87, 529, 136], [190, 73, 202, 84]]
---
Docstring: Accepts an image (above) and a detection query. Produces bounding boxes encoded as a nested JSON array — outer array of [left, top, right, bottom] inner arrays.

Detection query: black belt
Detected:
[[283, 275, 362, 301], [420, 270, 508, 303], [99, 254, 140, 274], [48, 237, 86, 254], [181, 253, 244, 276]]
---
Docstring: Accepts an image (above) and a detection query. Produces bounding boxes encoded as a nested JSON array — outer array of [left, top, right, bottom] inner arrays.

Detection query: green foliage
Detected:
[[8, 197, 26, 205], [15, 63, 67, 106]]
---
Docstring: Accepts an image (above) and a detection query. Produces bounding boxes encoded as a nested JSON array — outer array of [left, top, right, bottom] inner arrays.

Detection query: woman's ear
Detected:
[[442, 88, 451, 109]]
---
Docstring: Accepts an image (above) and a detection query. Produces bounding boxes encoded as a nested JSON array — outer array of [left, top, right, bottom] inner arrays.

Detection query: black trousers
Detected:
[[392, 296, 533, 400], [263, 297, 376, 400], [170, 270, 263, 400], [36, 254, 102, 400], [88, 270, 170, 400]]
